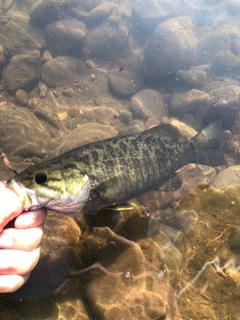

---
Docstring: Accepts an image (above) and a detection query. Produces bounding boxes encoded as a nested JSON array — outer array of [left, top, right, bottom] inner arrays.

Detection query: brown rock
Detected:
[[130, 89, 167, 121], [4, 50, 41, 94], [44, 19, 87, 56], [108, 69, 141, 97], [0, 104, 53, 158], [82, 227, 182, 319], [176, 66, 208, 88], [62, 88, 74, 97], [15, 89, 29, 106], [210, 84, 240, 109], [0, 19, 45, 60], [41, 56, 87, 88], [171, 89, 211, 113]]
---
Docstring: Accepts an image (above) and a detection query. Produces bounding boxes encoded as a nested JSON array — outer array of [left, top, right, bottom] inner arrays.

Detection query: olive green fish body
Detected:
[[7, 121, 225, 214]]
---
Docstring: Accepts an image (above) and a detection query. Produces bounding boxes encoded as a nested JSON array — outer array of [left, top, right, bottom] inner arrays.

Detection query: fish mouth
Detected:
[[7, 178, 91, 214], [7, 179, 34, 211]]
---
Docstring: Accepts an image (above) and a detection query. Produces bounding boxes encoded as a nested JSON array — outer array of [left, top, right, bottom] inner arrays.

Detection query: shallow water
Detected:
[[1, 0, 240, 319]]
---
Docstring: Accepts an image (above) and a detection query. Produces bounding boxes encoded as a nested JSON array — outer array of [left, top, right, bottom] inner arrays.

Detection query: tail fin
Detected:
[[191, 120, 226, 166]]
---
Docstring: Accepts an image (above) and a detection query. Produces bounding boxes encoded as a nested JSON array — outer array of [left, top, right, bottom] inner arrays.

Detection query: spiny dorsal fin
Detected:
[[156, 124, 182, 142]]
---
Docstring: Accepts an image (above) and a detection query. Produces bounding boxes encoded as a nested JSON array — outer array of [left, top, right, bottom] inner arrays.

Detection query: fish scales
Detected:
[[7, 121, 225, 214]]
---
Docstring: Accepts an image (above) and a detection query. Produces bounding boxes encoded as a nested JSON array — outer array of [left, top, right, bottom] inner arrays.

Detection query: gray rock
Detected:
[[211, 165, 240, 189], [83, 21, 129, 60], [0, 18, 45, 60], [41, 56, 87, 88], [130, 89, 167, 121], [212, 51, 240, 75], [71, 0, 101, 12], [133, 0, 183, 21], [142, 16, 197, 79], [44, 19, 87, 56], [132, 0, 185, 44], [76, 1, 117, 26], [210, 85, 240, 109], [4, 50, 41, 94], [171, 89, 211, 113], [196, 32, 231, 67], [176, 66, 208, 88], [30, 0, 68, 27], [0, 104, 53, 158], [108, 69, 141, 97]]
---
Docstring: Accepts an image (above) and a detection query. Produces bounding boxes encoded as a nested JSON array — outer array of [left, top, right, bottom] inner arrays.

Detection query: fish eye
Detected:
[[35, 173, 47, 184]]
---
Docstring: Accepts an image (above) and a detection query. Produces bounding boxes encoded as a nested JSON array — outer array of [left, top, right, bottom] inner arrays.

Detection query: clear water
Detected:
[[1, 0, 240, 319]]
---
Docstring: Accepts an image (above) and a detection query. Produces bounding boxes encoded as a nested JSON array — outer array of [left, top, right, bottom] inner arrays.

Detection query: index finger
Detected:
[[0, 182, 24, 232]]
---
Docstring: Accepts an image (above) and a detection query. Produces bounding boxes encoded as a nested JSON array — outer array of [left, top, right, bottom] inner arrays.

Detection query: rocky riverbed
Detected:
[[1, 0, 240, 319]]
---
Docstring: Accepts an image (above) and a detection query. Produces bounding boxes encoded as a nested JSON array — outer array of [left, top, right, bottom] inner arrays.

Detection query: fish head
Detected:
[[7, 165, 91, 214]]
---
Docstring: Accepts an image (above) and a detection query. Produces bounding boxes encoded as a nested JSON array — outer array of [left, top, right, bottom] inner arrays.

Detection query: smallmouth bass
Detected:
[[7, 121, 225, 214]]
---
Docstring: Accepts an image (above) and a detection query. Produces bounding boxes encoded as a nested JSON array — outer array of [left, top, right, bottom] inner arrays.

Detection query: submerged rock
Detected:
[[171, 89, 211, 114], [41, 56, 87, 88], [108, 68, 141, 97], [0, 104, 53, 158], [212, 51, 240, 75], [15, 89, 29, 106], [83, 227, 181, 320], [177, 184, 240, 318], [196, 32, 231, 67], [142, 16, 197, 79], [30, 0, 68, 27], [130, 89, 167, 121], [83, 21, 129, 60], [3, 50, 41, 94], [48, 122, 118, 158], [210, 84, 240, 110], [176, 65, 208, 88], [0, 17, 45, 60], [44, 19, 87, 57], [132, 0, 185, 44], [76, 1, 117, 27], [211, 165, 240, 189]]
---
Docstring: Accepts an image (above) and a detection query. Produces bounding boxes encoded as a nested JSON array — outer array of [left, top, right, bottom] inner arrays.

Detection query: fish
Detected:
[[7, 121, 225, 215]]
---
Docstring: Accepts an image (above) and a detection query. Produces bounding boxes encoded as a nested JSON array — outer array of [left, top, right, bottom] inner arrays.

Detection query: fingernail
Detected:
[[0, 234, 14, 247]]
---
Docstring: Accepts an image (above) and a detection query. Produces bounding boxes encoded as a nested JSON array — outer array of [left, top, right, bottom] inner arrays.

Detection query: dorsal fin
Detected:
[[156, 124, 182, 141]]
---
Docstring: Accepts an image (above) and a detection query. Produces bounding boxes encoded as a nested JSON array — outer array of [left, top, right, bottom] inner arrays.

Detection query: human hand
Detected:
[[0, 181, 47, 293]]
